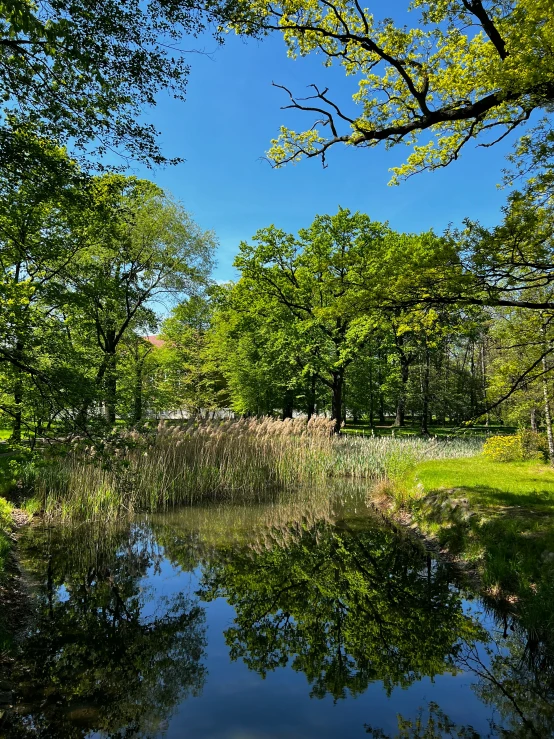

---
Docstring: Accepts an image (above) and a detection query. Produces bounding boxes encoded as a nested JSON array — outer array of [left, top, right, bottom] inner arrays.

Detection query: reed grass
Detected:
[[331, 434, 482, 480], [29, 417, 483, 520]]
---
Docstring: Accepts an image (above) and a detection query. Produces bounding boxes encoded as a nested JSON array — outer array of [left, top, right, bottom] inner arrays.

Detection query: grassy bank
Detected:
[[388, 456, 554, 619], [22, 418, 482, 520]]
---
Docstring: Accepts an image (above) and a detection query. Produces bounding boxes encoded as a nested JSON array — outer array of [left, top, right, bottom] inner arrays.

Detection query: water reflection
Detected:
[[0, 495, 553, 737], [2, 523, 206, 737], [196, 517, 482, 699]]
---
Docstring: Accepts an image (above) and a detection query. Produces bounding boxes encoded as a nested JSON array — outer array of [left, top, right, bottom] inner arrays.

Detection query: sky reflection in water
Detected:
[[2, 491, 553, 738]]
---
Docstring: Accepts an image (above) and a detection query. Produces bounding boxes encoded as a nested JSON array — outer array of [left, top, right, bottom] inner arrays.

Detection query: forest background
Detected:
[[1, 0, 554, 453]]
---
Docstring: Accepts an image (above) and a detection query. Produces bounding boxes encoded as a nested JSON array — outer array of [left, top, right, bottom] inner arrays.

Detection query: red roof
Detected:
[[145, 335, 165, 348]]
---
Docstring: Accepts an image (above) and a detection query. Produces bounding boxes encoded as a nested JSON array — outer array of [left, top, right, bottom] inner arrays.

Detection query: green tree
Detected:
[[0, 0, 227, 166], [234, 208, 390, 432], [67, 174, 216, 425], [208, 280, 313, 417], [0, 137, 91, 439], [156, 295, 228, 418], [228, 0, 554, 181]]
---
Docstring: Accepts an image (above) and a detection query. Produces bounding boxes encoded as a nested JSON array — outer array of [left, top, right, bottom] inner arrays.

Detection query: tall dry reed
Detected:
[[31, 417, 483, 520], [33, 416, 336, 518]]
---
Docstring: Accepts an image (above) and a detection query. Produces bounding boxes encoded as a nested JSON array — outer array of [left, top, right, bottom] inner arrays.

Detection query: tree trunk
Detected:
[[531, 407, 538, 432], [281, 389, 294, 419], [480, 339, 490, 426], [394, 397, 405, 427], [331, 371, 344, 434], [10, 339, 24, 442], [368, 361, 374, 428], [307, 374, 316, 420], [393, 339, 410, 427], [470, 342, 477, 418], [377, 352, 385, 424], [11, 374, 22, 443], [420, 343, 431, 436], [104, 349, 117, 426], [542, 357, 554, 465], [133, 362, 143, 424]]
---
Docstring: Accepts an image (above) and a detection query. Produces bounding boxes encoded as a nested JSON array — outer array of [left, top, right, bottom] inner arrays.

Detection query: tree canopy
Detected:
[[226, 0, 554, 181], [0, 0, 230, 166]]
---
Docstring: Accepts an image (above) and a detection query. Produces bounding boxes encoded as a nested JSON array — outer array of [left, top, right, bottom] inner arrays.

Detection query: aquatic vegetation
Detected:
[[27, 417, 483, 519], [331, 434, 482, 480]]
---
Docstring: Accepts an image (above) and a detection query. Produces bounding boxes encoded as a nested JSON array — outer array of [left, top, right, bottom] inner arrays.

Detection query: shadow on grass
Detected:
[[413, 484, 554, 605]]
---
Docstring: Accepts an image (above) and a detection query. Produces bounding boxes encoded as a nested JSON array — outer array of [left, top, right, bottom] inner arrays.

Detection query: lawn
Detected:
[[402, 456, 554, 617], [411, 457, 554, 499]]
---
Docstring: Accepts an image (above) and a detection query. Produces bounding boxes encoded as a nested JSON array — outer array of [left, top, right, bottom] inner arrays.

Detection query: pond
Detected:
[[1, 488, 553, 738]]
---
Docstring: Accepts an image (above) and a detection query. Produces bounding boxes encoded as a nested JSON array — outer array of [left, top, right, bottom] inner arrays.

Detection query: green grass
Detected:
[[410, 457, 554, 498], [397, 456, 554, 625]]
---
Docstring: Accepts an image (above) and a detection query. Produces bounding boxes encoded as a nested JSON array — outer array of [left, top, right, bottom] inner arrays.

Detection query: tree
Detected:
[[67, 174, 216, 425], [156, 295, 228, 418], [228, 0, 554, 181], [208, 281, 315, 417], [0, 0, 227, 166], [0, 136, 91, 439], [234, 208, 390, 432]]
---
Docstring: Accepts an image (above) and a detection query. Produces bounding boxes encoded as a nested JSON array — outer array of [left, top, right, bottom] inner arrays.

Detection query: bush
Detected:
[[519, 429, 549, 461], [483, 430, 548, 463]]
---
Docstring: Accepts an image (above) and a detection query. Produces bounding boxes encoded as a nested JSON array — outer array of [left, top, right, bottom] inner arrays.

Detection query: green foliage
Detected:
[[366, 701, 480, 739], [227, 0, 554, 181], [0, 166, 216, 436], [483, 430, 547, 462], [0, 0, 226, 165]]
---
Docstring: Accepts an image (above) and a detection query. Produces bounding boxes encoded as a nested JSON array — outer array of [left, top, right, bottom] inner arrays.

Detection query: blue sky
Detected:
[[129, 11, 529, 283]]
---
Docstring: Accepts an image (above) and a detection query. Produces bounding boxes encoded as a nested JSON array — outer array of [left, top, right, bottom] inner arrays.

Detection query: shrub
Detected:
[[519, 429, 549, 461], [483, 430, 548, 463]]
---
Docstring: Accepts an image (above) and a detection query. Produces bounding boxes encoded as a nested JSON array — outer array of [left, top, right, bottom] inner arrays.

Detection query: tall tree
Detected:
[[0, 136, 90, 439], [67, 174, 216, 425], [234, 209, 390, 432]]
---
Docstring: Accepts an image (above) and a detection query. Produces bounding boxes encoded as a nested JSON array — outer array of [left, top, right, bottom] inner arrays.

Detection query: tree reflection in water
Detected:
[[1, 522, 206, 738], [197, 517, 483, 699], [1, 502, 553, 738]]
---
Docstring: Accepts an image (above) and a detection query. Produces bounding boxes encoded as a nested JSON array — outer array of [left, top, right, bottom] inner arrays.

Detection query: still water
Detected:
[[1, 490, 553, 738]]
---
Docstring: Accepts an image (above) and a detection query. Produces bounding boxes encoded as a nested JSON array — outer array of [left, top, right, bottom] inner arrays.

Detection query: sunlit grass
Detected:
[[396, 456, 554, 611]]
